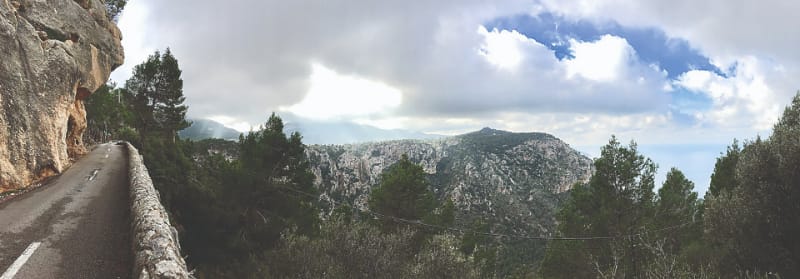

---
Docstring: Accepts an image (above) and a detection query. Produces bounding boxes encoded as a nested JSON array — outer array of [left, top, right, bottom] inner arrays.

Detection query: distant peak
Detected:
[[478, 127, 505, 134]]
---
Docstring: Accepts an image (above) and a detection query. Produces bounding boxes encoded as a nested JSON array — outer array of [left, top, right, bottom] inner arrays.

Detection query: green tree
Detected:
[[234, 113, 319, 251], [707, 140, 740, 198], [539, 136, 657, 279], [104, 0, 127, 22], [125, 50, 160, 141], [368, 154, 435, 231], [653, 168, 703, 267], [125, 49, 189, 144], [538, 183, 595, 279], [155, 49, 190, 141], [704, 93, 800, 277], [84, 83, 134, 143]]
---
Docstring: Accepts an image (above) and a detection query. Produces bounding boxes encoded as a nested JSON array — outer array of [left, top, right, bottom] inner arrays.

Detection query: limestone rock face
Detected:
[[306, 128, 594, 236], [0, 0, 123, 190]]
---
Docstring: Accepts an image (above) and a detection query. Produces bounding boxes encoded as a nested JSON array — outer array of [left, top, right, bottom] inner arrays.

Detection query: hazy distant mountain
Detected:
[[180, 117, 440, 144], [179, 119, 242, 141], [284, 120, 441, 145]]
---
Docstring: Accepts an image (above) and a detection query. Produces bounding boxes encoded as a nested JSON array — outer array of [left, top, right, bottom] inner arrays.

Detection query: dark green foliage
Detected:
[[125, 49, 189, 144], [460, 128, 556, 154], [459, 220, 491, 256], [84, 83, 135, 143], [654, 168, 702, 257], [94, 51, 319, 277], [172, 114, 321, 277], [369, 154, 435, 231], [104, 0, 127, 22], [539, 93, 800, 278], [86, 46, 800, 277], [538, 183, 596, 279], [235, 113, 320, 244], [704, 93, 800, 277], [539, 136, 658, 278], [266, 217, 481, 279], [708, 140, 740, 198], [425, 199, 455, 229]]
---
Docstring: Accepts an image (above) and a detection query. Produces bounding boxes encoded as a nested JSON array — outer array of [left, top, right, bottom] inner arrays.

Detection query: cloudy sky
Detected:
[[109, 0, 800, 193]]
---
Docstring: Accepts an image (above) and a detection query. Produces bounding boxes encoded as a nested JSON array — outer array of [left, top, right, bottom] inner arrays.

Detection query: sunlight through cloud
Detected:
[[477, 26, 525, 70], [282, 63, 402, 120]]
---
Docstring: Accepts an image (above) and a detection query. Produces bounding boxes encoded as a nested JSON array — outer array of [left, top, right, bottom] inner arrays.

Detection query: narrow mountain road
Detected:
[[0, 143, 132, 278]]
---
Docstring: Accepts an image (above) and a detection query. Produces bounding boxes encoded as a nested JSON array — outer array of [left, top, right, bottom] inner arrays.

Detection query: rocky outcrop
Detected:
[[0, 0, 124, 191], [306, 128, 594, 236], [126, 143, 190, 279]]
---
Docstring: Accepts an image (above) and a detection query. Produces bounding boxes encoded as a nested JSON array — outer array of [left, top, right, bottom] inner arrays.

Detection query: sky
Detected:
[[109, 0, 800, 194]]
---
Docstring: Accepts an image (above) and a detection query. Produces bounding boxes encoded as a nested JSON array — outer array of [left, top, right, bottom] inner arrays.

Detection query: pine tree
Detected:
[[707, 140, 740, 198], [233, 113, 319, 252], [368, 154, 435, 231], [125, 49, 189, 144], [125, 50, 160, 142], [705, 93, 800, 277], [654, 168, 700, 255], [155, 49, 189, 142], [539, 136, 657, 278]]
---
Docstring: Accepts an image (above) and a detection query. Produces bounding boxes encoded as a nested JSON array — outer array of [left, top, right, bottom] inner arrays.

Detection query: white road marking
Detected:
[[88, 169, 100, 181], [0, 242, 41, 279]]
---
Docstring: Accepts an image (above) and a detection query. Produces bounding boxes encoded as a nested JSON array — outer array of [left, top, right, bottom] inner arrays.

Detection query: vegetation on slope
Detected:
[[85, 49, 800, 278], [539, 96, 800, 278]]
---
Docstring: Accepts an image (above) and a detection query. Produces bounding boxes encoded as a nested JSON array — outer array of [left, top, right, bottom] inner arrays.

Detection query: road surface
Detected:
[[0, 143, 132, 278]]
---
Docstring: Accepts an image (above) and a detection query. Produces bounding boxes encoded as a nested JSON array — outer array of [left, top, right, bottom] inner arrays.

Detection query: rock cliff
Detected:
[[306, 128, 593, 236], [0, 0, 123, 191]]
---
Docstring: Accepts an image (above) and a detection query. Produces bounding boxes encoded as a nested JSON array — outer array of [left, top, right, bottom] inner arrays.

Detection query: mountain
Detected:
[[305, 127, 593, 238], [179, 119, 242, 141], [178, 117, 439, 144]]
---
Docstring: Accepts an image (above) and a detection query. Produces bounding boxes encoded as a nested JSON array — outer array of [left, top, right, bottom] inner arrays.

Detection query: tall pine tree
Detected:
[[155, 49, 189, 142], [539, 136, 657, 279], [368, 154, 435, 232], [705, 93, 800, 277], [125, 49, 189, 144], [653, 168, 702, 260]]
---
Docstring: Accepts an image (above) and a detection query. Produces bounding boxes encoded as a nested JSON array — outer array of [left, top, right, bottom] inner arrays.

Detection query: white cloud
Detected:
[[537, 0, 800, 65], [127, 0, 673, 127], [565, 35, 634, 82], [539, 0, 800, 137], [281, 63, 402, 121], [676, 56, 788, 131], [477, 26, 529, 70]]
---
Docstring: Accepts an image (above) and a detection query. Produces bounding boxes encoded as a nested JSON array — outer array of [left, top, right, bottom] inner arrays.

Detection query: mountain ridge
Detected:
[[305, 128, 593, 238]]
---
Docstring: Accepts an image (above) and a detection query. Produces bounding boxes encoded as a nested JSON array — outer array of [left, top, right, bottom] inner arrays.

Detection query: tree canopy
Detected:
[[369, 154, 436, 231]]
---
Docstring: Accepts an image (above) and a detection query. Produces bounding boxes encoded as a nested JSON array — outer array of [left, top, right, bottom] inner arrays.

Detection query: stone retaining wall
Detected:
[[126, 143, 190, 278]]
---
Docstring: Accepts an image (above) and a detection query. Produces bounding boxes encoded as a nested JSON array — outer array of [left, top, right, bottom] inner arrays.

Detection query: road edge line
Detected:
[[0, 241, 41, 279]]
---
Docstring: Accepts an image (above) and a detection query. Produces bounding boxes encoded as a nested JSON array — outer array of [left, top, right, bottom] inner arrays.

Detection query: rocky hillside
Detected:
[[306, 128, 593, 236], [0, 0, 123, 190]]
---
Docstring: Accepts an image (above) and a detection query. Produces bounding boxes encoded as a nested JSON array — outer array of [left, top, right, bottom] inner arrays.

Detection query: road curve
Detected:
[[0, 143, 132, 278]]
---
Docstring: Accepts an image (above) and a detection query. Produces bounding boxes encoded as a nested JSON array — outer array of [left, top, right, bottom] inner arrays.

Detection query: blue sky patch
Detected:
[[671, 88, 714, 113], [486, 13, 726, 80]]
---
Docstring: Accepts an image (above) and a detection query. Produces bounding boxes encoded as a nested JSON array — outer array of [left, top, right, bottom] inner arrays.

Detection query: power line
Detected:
[[275, 185, 698, 242]]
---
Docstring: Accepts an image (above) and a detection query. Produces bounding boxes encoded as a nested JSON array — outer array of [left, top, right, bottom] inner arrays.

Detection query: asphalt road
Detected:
[[0, 143, 132, 278]]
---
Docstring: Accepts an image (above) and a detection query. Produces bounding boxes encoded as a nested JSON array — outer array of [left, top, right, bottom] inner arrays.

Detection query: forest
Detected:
[[84, 49, 799, 278]]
